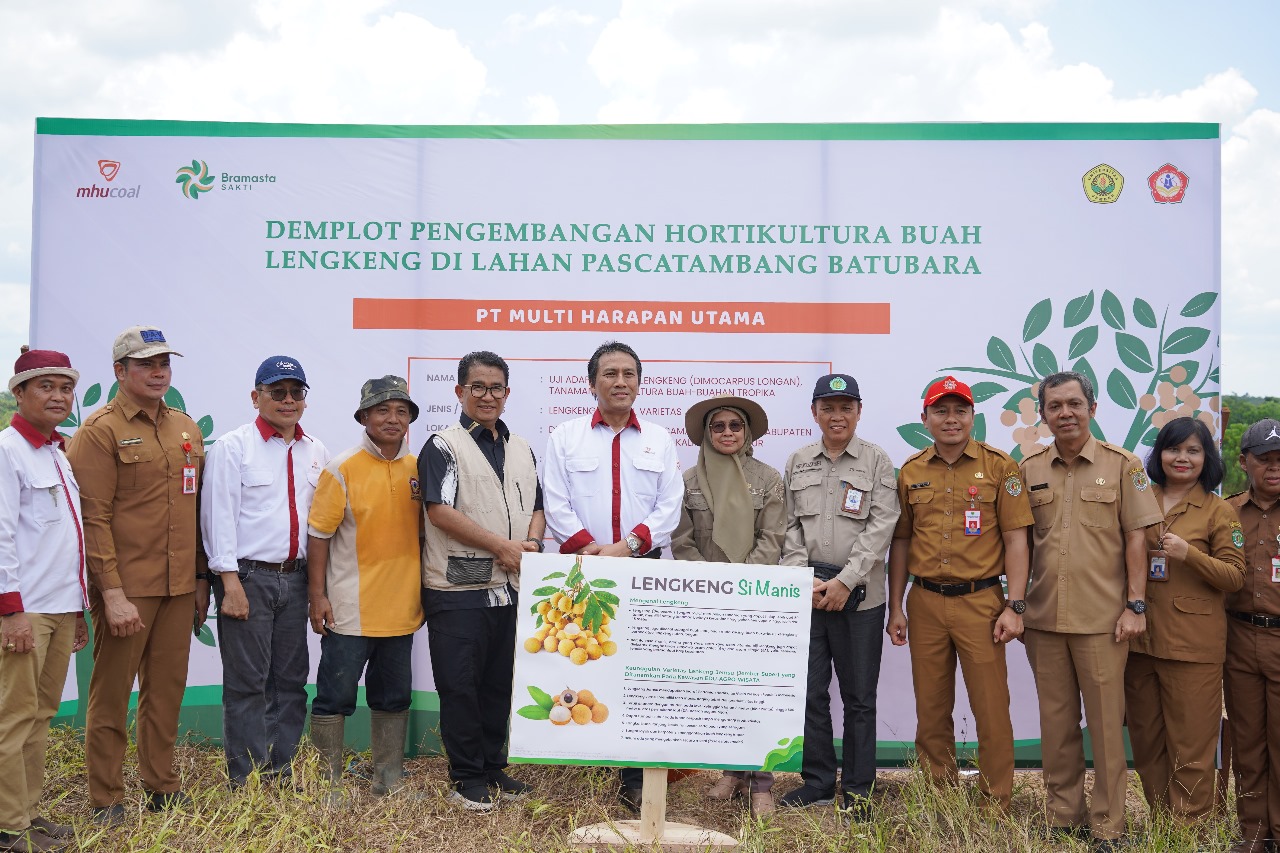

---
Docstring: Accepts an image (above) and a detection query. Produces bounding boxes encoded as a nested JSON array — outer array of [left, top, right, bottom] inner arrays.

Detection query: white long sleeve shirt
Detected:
[[200, 417, 330, 571], [542, 409, 682, 554], [0, 415, 87, 615]]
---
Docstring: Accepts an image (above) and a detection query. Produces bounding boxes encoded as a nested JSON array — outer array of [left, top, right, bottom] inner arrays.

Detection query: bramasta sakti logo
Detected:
[[176, 159, 215, 200]]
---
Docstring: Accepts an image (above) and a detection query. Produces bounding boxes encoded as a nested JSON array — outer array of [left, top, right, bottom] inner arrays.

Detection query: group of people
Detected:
[[1, 330, 1278, 853]]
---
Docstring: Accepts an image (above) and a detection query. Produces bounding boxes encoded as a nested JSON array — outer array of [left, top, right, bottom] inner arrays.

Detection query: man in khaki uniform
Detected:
[[778, 373, 899, 817], [65, 326, 207, 824], [1019, 371, 1161, 851], [886, 376, 1033, 810], [1224, 418, 1280, 853]]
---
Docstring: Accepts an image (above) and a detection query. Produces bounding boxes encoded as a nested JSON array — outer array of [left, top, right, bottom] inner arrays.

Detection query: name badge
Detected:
[[841, 483, 863, 515], [183, 465, 197, 495], [1149, 552, 1168, 582], [1272, 557, 1280, 584], [963, 509, 982, 536]]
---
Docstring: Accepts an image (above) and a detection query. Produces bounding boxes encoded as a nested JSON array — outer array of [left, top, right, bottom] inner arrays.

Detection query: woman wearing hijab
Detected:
[[1125, 416, 1245, 824], [672, 395, 785, 816]]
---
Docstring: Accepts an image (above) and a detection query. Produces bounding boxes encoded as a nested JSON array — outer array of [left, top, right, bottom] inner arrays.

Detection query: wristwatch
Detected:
[[523, 537, 545, 553], [624, 533, 642, 556], [1126, 599, 1147, 615], [1004, 599, 1026, 615]]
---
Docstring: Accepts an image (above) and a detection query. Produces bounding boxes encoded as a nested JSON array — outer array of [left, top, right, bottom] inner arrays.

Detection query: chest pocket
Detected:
[[839, 473, 875, 520], [116, 447, 155, 490], [28, 476, 64, 527], [242, 467, 274, 488], [565, 456, 599, 496], [684, 490, 711, 512], [631, 454, 664, 499], [1079, 487, 1117, 529], [788, 472, 825, 517], [1029, 488, 1057, 531]]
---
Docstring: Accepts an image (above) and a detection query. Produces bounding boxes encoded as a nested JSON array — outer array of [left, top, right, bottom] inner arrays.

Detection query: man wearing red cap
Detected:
[[885, 376, 1032, 812], [0, 350, 89, 852]]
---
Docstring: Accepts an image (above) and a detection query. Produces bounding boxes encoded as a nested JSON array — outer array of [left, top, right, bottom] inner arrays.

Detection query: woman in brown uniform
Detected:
[[672, 395, 785, 816], [1125, 416, 1245, 823]]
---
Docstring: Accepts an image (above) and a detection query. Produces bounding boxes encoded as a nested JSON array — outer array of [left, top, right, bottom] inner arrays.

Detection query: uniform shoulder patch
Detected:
[[1004, 473, 1023, 497], [1129, 467, 1150, 491], [1230, 520, 1245, 549]]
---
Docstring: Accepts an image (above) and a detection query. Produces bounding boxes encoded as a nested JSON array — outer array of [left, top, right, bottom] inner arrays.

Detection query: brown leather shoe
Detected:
[[750, 792, 775, 816], [0, 828, 66, 853], [26, 821, 71, 842], [706, 776, 745, 800]]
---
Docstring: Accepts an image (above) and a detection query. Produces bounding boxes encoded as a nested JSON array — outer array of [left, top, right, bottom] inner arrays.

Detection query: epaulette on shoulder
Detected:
[[1225, 490, 1247, 501], [82, 405, 114, 425], [903, 447, 930, 465], [1021, 442, 1051, 459]]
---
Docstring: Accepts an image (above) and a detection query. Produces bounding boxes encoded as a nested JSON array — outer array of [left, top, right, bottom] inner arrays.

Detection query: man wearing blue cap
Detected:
[[200, 356, 329, 786]]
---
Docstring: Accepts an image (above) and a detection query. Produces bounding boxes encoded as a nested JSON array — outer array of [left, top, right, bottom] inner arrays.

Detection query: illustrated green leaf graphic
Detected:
[[1106, 369, 1138, 410], [968, 382, 1007, 403], [534, 614, 543, 628], [896, 423, 934, 450], [528, 685, 555, 710], [1115, 333, 1154, 373], [1071, 357, 1099, 395], [59, 414, 78, 428], [1140, 428, 1159, 447], [531, 586, 560, 597], [517, 705, 551, 721], [1002, 387, 1034, 412], [588, 578, 618, 589], [1089, 419, 1107, 441], [541, 572, 566, 580], [583, 598, 603, 633], [196, 624, 216, 647], [594, 590, 621, 606], [1162, 327, 1210, 355], [1022, 298, 1052, 343], [530, 602, 540, 614], [1063, 291, 1095, 328], [987, 337, 1016, 372], [197, 415, 214, 439], [164, 387, 186, 412], [573, 586, 591, 604], [1166, 360, 1199, 385], [1208, 366, 1220, 384], [1180, 291, 1218, 318], [599, 600, 616, 619], [107, 381, 119, 402], [1133, 298, 1158, 329], [919, 376, 946, 400], [1031, 343, 1058, 378], [83, 383, 102, 407], [972, 413, 987, 442], [1011, 445, 1024, 463], [1101, 290, 1126, 330], [1067, 326, 1099, 360]]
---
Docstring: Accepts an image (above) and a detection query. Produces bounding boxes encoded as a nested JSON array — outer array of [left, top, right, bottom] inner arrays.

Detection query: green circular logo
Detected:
[[830, 377, 847, 391]]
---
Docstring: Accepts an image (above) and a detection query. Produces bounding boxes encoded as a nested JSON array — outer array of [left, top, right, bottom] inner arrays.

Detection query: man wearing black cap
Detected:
[[1225, 419, 1280, 853], [778, 374, 899, 816], [200, 356, 330, 787]]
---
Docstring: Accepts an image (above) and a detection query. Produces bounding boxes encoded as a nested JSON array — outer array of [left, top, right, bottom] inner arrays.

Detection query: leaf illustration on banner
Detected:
[[1133, 298, 1158, 329], [1141, 427, 1160, 446], [972, 413, 987, 442], [1063, 291, 1095, 328], [1162, 327, 1211, 355], [197, 415, 214, 439], [1208, 366, 1220, 384], [896, 423, 934, 450], [516, 705, 551, 721], [1180, 291, 1218, 317], [1067, 326, 1098, 360], [969, 382, 1007, 403], [1107, 369, 1138, 410], [987, 337, 1016, 372], [164, 387, 186, 412], [1101, 290, 1125, 330], [528, 685, 555, 711], [1002, 387, 1035, 412], [1031, 343, 1058, 378], [1022, 298, 1052, 343], [1115, 333, 1155, 373], [196, 624, 216, 647], [83, 383, 101, 407], [761, 736, 805, 772], [1166, 360, 1199, 385], [1071, 358, 1099, 396]]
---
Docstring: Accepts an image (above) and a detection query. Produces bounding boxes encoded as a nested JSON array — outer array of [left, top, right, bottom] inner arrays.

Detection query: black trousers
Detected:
[[426, 605, 517, 786]]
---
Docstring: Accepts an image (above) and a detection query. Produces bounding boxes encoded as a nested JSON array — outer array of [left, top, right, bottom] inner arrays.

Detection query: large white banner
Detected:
[[32, 119, 1221, 762]]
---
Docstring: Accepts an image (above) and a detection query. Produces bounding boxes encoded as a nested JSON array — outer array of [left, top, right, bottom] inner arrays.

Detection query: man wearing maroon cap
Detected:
[[885, 376, 1033, 811], [0, 350, 89, 852]]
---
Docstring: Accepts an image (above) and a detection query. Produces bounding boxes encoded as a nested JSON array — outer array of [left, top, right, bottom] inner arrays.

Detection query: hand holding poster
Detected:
[[509, 553, 812, 770]]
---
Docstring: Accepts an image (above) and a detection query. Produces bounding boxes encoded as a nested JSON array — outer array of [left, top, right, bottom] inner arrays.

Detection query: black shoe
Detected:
[[487, 770, 532, 800], [777, 785, 835, 808], [618, 785, 642, 814], [145, 790, 192, 812], [91, 803, 128, 827], [840, 793, 874, 822], [446, 783, 497, 812]]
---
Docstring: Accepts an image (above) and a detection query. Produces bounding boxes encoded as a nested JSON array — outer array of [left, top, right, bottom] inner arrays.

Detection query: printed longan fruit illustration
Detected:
[[557, 689, 578, 707], [563, 622, 582, 637], [585, 646, 603, 661], [571, 704, 592, 725], [558, 638, 576, 657], [547, 609, 562, 624], [537, 601, 551, 616], [549, 705, 571, 725], [542, 636, 558, 653], [523, 638, 542, 654], [570, 648, 588, 665], [535, 625, 550, 641], [572, 601, 587, 616], [591, 703, 609, 724], [601, 641, 618, 656], [576, 690, 596, 708], [575, 637, 589, 649]]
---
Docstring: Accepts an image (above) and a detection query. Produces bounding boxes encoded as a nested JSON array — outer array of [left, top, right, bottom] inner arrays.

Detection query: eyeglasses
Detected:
[[710, 420, 745, 434], [467, 384, 508, 399], [261, 386, 307, 402]]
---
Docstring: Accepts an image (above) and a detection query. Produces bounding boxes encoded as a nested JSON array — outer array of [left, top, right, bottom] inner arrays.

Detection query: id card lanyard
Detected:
[[1150, 504, 1189, 582]]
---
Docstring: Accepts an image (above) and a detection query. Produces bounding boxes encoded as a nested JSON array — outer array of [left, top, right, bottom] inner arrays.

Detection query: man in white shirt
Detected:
[[542, 340, 682, 810], [200, 356, 329, 787], [0, 349, 89, 852]]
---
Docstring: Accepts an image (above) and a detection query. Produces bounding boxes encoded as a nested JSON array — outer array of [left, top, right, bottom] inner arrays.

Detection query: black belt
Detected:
[[1230, 610, 1280, 629], [240, 558, 307, 573], [913, 576, 1002, 597], [637, 548, 663, 559]]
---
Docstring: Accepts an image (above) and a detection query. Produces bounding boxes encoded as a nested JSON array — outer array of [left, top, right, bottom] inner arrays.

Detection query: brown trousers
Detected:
[[86, 592, 194, 807], [0, 613, 75, 831], [906, 583, 1014, 807], [1024, 628, 1130, 840], [1224, 618, 1280, 846], [1124, 652, 1222, 821]]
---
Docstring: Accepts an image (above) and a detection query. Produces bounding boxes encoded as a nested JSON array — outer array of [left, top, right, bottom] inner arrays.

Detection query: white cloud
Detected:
[[526, 93, 561, 124]]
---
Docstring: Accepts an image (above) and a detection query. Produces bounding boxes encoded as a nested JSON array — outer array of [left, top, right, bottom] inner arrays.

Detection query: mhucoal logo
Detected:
[[75, 159, 141, 199]]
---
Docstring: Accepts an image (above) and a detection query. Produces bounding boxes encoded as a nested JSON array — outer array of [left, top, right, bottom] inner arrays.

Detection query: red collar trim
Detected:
[[10, 414, 64, 449], [590, 408, 641, 431], [255, 415, 305, 442]]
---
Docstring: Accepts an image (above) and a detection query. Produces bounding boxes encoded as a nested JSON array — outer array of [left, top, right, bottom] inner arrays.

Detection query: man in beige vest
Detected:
[[419, 351, 545, 811]]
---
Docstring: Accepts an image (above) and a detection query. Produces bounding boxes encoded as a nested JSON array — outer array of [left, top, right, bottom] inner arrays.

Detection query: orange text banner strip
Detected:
[[353, 299, 890, 334]]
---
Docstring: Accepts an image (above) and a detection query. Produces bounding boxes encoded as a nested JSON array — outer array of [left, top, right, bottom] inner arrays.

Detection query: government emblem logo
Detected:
[[829, 377, 847, 391], [1148, 164, 1189, 203], [1083, 164, 1124, 204], [1130, 467, 1150, 491], [1004, 474, 1022, 497]]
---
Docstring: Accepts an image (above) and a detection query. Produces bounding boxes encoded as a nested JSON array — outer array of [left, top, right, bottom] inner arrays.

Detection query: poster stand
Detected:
[[568, 767, 738, 850]]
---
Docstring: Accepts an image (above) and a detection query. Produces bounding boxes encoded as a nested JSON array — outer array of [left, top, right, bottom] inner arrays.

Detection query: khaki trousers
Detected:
[[1024, 628, 1130, 840], [1224, 618, 1280, 846], [1123, 652, 1221, 821], [86, 592, 194, 807], [0, 613, 75, 831], [906, 583, 1014, 807]]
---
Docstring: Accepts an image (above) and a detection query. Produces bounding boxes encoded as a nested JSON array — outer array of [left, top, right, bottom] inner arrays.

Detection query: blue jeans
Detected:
[[213, 565, 309, 785], [312, 631, 414, 717]]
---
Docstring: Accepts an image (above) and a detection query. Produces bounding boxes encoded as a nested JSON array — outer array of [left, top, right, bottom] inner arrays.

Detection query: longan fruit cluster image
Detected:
[[524, 559, 620, 666], [516, 685, 609, 726]]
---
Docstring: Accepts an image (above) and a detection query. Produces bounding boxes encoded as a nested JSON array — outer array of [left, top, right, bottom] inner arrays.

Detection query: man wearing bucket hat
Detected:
[[200, 356, 330, 787], [66, 326, 207, 824], [885, 376, 1033, 812], [778, 374, 899, 817], [305, 376, 424, 801], [0, 350, 89, 852]]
